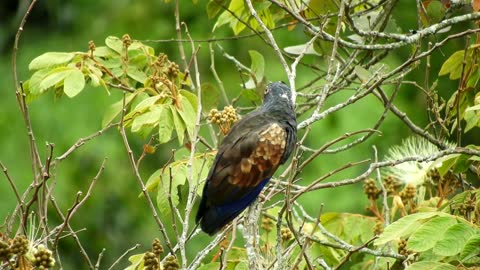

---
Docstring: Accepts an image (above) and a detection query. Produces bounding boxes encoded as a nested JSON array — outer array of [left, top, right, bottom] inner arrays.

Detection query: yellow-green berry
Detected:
[[144, 251, 160, 270], [152, 238, 164, 256], [163, 255, 179, 270], [10, 235, 28, 256], [32, 244, 55, 269]]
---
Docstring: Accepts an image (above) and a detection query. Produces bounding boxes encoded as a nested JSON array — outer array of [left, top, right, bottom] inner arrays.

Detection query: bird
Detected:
[[196, 81, 297, 235]]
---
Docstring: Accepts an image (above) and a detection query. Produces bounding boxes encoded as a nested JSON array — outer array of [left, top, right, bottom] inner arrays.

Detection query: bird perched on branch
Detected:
[[196, 81, 297, 235]]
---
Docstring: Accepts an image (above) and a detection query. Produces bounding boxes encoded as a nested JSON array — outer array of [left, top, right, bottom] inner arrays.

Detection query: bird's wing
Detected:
[[205, 118, 287, 205]]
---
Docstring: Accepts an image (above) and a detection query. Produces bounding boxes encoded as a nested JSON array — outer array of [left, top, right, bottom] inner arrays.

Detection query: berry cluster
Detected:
[[0, 240, 12, 261], [122, 34, 132, 48], [10, 235, 28, 256], [383, 175, 401, 195], [208, 105, 239, 135], [163, 255, 179, 270], [373, 219, 383, 236], [280, 228, 293, 242], [363, 179, 381, 200], [261, 216, 274, 233], [397, 239, 413, 256], [143, 251, 160, 270], [399, 184, 416, 203], [152, 238, 164, 256], [32, 244, 56, 270]]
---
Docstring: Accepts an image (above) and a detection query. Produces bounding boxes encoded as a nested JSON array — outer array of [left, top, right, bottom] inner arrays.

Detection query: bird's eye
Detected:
[[264, 88, 270, 95]]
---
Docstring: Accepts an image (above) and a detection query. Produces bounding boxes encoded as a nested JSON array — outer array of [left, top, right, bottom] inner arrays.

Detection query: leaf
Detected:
[[158, 106, 174, 144], [405, 261, 455, 270], [105, 36, 123, 54], [407, 216, 457, 252], [284, 43, 319, 56], [170, 105, 186, 145], [102, 93, 137, 127], [39, 67, 73, 91], [133, 96, 162, 112], [63, 68, 86, 98], [466, 104, 480, 111], [241, 89, 262, 103], [375, 212, 439, 246], [177, 95, 197, 140], [179, 90, 199, 112], [201, 83, 220, 112], [433, 223, 477, 256], [460, 234, 480, 262], [131, 106, 162, 133], [439, 50, 465, 79], [93, 46, 115, 57], [29, 69, 53, 95], [249, 50, 265, 84], [124, 254, 144, 270], [206, 0, 226, 18], [127, 66, 148, 84], [144, 169, 161, 194], [157, 162, 187, 217], [198, 263, 220, 270], [29, 52, 75, 70]]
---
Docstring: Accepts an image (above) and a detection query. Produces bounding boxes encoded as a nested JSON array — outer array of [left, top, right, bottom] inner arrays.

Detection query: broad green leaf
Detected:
[[105, 36, 123, 54], [177, 95, 197, 139], [466, 104, 480, 111], [439, 50, 464, 79], [131, 106, 162, 132], [39, 67, 72, 91], [92, 46, 115, 57], [200, 83, 220, 112], [29, 69, 52, 94], [241, 89, 262, 103], [407, 216, 457, 252], [102, 93, 137, 127], [249, 50, 265, 83], [460, 234, 480, 262], [206, 0, 226, 18], [144, 169, 161, 194], [180, 90, 199, 112], [158, 107, 174, 144], [156, 162, 186, 217], [375, 212, 439, 246], [435, 154, 461, 176], [127, 66, 147, 84], [63, 69, 85, 98], [29, 52, 75, 70], [170, 105, 185, 145], [134, 96, 162, 112], [406, 261, 455, 270], [433, 223, 477, 256], [124, 253, 144, 270]]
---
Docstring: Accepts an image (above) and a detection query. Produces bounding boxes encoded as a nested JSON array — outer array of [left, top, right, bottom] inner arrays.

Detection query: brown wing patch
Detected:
[[232, 123, 286, 187]]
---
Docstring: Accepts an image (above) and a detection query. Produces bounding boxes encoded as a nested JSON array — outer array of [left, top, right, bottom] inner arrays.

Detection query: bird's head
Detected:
[[263, 81, 294, 109]]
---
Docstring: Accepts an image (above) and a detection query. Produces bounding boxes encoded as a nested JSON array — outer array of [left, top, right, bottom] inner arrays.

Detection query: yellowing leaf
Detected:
[[158, 107, 174, 144]]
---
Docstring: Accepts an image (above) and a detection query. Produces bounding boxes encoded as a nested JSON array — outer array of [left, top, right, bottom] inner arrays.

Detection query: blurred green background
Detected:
[[0, 0, 475, 268]]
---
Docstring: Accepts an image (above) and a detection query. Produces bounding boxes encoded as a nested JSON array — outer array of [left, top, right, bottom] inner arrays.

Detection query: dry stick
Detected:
[[0, 162, 25, 221], [57, 123, 119, 161], [175, 0, 188, 70], [209, 42, 229, 105], [53, 158, 107, 248], [373, 146, 390, 226], [333, 236, 379, 270], [456, 36, 471, 147], [50, 198, 94, 269], [95, 248, 106, 270], [108, 244, 141, 270], [118, 93, 174, 254]]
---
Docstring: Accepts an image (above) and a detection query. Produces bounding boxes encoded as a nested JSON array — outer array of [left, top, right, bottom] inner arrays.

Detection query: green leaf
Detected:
[[127, 66, 148, 84], [201, 83, 221, 112], [158, 106, 174, 144], [105, 36, 124, 54], [133, 96, 162, 112], [249, 50, 265, 83], [407, 216, 457, 252], [375, 212, 440, 246], [63, 69, 86, 98], [198, 263, 220, 270], [206, 0, 226, 18], [460, 234, 480, 262], [102, 93, 137, 127], [39, 67, 73, 91], [241, 89, 262, 103], [29, 69, 53, 95], [144, 169, 161, 195], [439, 50, 465, 79], [180, 90, 199, 112], [406, 261, 455, 270], [177, 95, 197, 140], [29, 52, 75, 70], [92, 46, 115, 57], [124, 253, 144, 270], [170, 105, 186, 145], [131, 106, 162, 133], [433, 223, 477, 256], [157, 163, 187, 217]]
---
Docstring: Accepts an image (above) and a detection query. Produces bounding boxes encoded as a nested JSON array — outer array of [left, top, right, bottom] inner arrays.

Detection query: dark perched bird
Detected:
[[196, 81, 297, 235]]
